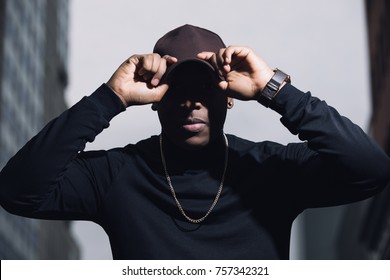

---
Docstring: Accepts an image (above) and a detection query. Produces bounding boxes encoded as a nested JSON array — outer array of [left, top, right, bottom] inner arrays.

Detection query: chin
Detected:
[[181, 133, 210, 150], [183, 137, 210, 150]]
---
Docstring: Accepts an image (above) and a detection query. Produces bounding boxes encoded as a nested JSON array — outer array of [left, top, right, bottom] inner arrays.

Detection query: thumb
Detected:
[[152, 83, 169, 102], [218, 80, 229, 91]]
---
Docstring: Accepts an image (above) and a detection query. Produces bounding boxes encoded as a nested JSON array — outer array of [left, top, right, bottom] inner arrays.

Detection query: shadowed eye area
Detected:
[[165, 82, 219, 106], [169, 82, 216, 94]]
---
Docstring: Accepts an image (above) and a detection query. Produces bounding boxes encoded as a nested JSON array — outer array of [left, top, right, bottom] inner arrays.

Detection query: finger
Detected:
[[222, 46, 242, 64], [197, 51, 219, 68], [163, 55, 178, 65], [146, 54, 163, 84], [151, 55, 178, 86], [151, 59, 167, 87], [157, 83, 169, 97], [218, 80, 229, 91], [197, 51, 222, 75], [150, 53, 162, 74], [196, 51, 215, 60], [125, 55, 141, 74], [223, 46, 251, 68], [137, 55, 153, 76], [151, 83, 169, 102], [138, 53, 163, 77], [217, 48, 231, 73], [138, 54, 177, 86]]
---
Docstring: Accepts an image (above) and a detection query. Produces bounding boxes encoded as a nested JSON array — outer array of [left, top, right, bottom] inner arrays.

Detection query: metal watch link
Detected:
[[257, 69, 291, 107]]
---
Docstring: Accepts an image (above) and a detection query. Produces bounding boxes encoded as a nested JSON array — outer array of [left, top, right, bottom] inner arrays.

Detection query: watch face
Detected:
[[273, 69, 289, 85]]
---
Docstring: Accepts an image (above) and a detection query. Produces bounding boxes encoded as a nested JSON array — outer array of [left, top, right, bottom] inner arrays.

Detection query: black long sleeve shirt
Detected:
[[0, 83, 389, 259]]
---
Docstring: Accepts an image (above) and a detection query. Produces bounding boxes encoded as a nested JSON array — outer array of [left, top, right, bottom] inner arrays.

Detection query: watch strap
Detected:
[[258, 69, 291, 107]]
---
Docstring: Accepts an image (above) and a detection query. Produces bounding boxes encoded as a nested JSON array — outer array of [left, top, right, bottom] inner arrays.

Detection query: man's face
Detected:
[[157, 63, 229, 150]]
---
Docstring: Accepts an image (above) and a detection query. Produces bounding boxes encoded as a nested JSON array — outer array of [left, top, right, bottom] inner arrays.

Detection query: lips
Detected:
[[181, 118, 207, 133]]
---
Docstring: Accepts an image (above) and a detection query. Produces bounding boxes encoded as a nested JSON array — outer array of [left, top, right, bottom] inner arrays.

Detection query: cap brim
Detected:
[[162, 58, 224, 83]]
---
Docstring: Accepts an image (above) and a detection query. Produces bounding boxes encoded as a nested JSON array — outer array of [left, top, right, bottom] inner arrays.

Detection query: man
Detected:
[[0, 24, 389, 259]]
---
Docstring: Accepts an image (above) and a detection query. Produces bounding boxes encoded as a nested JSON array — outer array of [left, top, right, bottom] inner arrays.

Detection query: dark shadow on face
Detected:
[[157, 62, 228, 150]]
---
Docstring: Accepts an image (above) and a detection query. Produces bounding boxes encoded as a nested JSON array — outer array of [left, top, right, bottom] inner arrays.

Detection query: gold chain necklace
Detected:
[[159, 133, 229, 224]]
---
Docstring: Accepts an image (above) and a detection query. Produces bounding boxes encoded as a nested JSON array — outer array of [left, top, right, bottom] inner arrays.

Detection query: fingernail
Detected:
[[152, 78, 159, 86]]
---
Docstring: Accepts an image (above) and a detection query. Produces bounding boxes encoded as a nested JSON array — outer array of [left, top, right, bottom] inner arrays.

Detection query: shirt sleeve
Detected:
[[271, 84, 390, 209], [0, 84, 126, 222]]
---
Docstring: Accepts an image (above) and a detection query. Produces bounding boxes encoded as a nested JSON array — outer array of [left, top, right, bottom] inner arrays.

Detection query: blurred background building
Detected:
[[301, 0, 390, 259], [337, 0, 390, 259], [0, 0, 79, 259]]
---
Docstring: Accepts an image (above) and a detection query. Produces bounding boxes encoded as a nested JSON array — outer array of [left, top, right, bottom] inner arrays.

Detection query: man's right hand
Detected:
[[106, 54, 177, 107]]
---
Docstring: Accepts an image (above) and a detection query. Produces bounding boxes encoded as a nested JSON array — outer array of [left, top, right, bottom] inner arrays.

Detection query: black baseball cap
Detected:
[[153, 24, 226, 81]]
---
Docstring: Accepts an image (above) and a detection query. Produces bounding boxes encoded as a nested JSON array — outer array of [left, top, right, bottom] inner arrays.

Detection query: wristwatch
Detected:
[[257, 69, 291, 107]]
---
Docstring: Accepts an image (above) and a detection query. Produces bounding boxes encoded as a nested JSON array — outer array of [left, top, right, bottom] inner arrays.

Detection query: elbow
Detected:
[[0, 188, 22, 216], [0, 175, 14, 213], [0, 184, 24, 216], [376, 157, 390, 189], [374, 174, 390, 194], [363, 152, 390, 193], [0, 191, 42, 217], [0, 177, 40, 217], [365, 163, 390, 196]]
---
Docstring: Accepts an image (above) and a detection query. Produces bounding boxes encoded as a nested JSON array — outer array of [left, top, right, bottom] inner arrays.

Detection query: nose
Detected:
[[181, 99, 201, 110]]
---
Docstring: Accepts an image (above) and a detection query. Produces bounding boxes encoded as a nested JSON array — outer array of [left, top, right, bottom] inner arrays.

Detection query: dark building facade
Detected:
[[0, 0, 79, 259], [338, 0, 390, 259]]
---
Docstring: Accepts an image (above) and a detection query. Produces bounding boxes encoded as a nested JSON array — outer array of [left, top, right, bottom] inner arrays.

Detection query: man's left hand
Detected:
[[197, 46, 274, 101]]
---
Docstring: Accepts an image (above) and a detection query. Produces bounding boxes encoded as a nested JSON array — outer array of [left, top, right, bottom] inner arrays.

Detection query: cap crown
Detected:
[[153, 24, 226, 61], [153, 25, 226, 81]]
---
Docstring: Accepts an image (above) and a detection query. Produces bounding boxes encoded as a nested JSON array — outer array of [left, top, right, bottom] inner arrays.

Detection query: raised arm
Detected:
[[198, 46, 390, 207], [0, 54, 176, 220]]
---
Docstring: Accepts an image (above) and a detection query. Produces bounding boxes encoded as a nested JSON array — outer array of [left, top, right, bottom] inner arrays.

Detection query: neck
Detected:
[[160, 132, 227, 171]]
